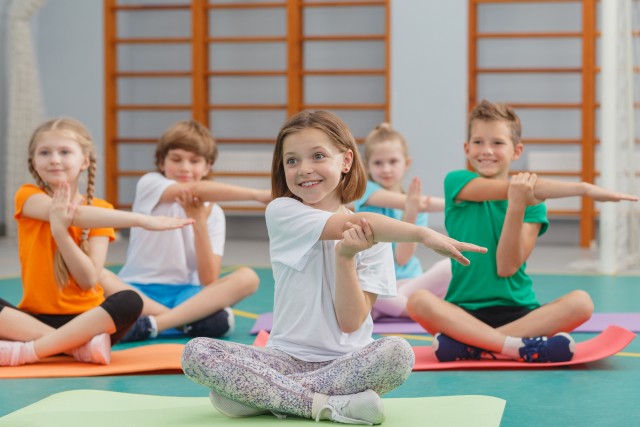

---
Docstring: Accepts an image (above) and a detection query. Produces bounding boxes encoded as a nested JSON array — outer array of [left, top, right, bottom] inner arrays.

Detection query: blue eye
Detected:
[[285, 158, 296, 165], [313, 153, 325, 160]]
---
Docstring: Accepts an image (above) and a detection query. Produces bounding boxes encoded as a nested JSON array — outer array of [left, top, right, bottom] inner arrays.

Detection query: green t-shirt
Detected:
[[444, 170, 549, 310]]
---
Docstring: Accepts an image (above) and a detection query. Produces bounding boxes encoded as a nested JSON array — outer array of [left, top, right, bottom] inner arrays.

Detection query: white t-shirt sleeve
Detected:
[[133, 172, 175, 215], [266, 198, 333, 271], [356, 242, 396, 297], [207, 204, 225, 256]]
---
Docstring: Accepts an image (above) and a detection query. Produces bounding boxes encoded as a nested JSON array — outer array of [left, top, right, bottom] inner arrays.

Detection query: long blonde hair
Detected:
[[28, 118, 97, 288]]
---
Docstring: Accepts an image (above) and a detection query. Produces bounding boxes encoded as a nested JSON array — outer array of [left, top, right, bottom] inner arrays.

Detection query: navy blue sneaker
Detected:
[[121, 316, 155, 343], [183, 307, 235, 338], [433, 333, 495, 362], [519, 333, 576, 363]]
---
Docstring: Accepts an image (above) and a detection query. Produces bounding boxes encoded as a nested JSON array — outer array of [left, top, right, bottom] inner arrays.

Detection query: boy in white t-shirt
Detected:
[[101, 120, 270, 342]]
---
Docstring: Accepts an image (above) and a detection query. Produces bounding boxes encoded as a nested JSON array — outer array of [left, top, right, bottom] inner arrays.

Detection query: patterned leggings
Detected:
[[181, 336, 414, 419]]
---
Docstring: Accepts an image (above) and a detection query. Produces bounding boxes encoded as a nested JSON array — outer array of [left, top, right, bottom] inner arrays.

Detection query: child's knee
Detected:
[[406, 289, 436, 317], [569, 290, 594, 319]]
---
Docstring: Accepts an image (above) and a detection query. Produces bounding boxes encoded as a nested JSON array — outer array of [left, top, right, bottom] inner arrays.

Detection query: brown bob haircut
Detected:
[[155, 120, 218, 172], [271, 110, 367, 204]]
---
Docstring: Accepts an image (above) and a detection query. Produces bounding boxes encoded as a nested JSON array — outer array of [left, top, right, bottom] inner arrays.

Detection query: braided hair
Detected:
[[27, 118, 97, 289]]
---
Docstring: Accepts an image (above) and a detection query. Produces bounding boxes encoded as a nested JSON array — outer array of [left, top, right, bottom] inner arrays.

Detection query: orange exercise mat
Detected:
[[0, 343, 184, 379], [252, 326, 635, 370]]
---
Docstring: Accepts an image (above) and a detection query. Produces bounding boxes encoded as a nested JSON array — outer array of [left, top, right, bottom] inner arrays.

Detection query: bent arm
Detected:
[[52, 234, 109, 289], [496, 211, 541, 277]]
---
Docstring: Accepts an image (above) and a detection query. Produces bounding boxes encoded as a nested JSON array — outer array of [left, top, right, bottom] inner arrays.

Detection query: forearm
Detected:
[[193, 223, 219, 285], [73, 206, 147, 229], [356, 212, 427, 243], [51, 231, 99, 289], [534, 179, 586, 200], [496, 207, 526, 277], [192, 181, 264, 203], [334, 255, 373, 333]]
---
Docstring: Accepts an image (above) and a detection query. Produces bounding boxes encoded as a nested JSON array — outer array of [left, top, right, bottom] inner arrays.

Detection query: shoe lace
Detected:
[[520, 337, 549, 362], [457, 344, 496, 361], [315, 405, 373, 426]]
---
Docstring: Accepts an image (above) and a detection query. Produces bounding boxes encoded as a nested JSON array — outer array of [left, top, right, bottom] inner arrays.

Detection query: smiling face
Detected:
[[31, 131, 90, 189], [367, 139, 410, 192], [282, 127, 353, 212], [160, 148, 211, 183], [465, 119, 523, 180]]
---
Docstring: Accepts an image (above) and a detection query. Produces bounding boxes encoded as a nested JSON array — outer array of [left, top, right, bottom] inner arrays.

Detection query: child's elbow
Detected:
[[496, 265, 518, 278], [338, 318, 365, 334]]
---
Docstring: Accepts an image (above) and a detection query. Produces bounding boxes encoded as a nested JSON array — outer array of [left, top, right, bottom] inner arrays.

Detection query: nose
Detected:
[[480, 142, 493, 154], [50, 152, 61, 164], [299, 159, 313, 174]]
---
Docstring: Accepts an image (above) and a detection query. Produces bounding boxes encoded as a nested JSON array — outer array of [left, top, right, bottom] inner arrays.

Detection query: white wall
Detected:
[[391, 0, 468, 231], [33, 0, 104, 198]]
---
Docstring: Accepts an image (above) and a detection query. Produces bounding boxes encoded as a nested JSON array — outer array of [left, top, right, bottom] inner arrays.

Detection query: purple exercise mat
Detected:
[[249, 312, 640, 334]]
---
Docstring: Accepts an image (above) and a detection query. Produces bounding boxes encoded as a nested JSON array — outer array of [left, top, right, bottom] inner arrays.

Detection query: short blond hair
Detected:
[[468, 99, 522, 145]]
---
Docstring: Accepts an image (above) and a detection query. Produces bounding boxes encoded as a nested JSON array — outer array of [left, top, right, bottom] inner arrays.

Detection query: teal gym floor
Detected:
[[1, 267, 639, 425]]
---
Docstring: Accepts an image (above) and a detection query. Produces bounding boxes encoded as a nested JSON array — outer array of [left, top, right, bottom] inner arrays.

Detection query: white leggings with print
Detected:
[[181, 335, 414, 419]]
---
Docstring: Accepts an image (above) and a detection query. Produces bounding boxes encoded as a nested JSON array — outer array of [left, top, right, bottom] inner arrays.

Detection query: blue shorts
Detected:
[[129, 283, 203, 308], [129, 283, 204, 336]]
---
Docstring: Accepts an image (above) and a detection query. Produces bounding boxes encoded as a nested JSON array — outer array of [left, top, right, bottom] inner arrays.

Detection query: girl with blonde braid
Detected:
[[0, 118, 193, 366]]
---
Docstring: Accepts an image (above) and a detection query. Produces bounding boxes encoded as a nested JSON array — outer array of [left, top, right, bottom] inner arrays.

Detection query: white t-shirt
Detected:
[[265, 197, 396, 362], [118, 172, 225, 285]]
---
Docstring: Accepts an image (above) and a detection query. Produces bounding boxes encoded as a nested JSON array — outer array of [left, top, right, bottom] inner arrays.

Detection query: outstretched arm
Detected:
[[456, 175, 638, 203], [158, 180, 272, 205], [322, 212, 487, 266], [334, 219, 378, 333], [496, 173, 542, 277], [21, 192, 194, 231]]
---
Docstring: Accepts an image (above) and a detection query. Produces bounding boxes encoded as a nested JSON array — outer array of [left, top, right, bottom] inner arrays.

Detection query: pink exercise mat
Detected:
[[253, 326, 635, 371]]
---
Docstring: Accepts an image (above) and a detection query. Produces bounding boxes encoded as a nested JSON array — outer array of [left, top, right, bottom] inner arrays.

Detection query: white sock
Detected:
[[148, 315, 159, 338], [21, 341, 39, 364], [501, 336, 523, 359]]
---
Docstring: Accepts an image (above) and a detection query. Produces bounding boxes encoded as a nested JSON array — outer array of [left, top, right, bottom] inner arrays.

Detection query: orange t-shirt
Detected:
[[14, 184, 116, 314]]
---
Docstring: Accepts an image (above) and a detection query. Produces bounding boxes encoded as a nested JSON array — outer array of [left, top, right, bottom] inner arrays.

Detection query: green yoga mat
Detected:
[[0, 390, 506, 427]]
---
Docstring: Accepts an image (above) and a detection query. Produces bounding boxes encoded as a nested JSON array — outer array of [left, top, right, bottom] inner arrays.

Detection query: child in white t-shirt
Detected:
[[181, 110, 486, 425], [101, 120, 270, 342]]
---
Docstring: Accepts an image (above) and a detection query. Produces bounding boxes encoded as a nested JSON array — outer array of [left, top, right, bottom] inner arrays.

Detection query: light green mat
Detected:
[[0, 390, 505, 427]]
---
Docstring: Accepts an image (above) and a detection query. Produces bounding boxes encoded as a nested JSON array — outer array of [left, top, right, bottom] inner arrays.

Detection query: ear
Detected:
[[343, 149, 354, 170], [80, 154, 90, 171], [512, 142, 524, 160], [204, 161, 212, 177], [463, 142, 470, 156], [405, 156, 412, 170]]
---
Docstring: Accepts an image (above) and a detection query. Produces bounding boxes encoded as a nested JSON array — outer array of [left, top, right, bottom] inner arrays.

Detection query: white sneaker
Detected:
[[316, 390, 384, 425], [209, 390, 269, 418], [72, 333, 111, 365]]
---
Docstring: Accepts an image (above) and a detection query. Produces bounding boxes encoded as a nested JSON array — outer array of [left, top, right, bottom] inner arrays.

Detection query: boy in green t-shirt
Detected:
[[407, 100, 637, 363]]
